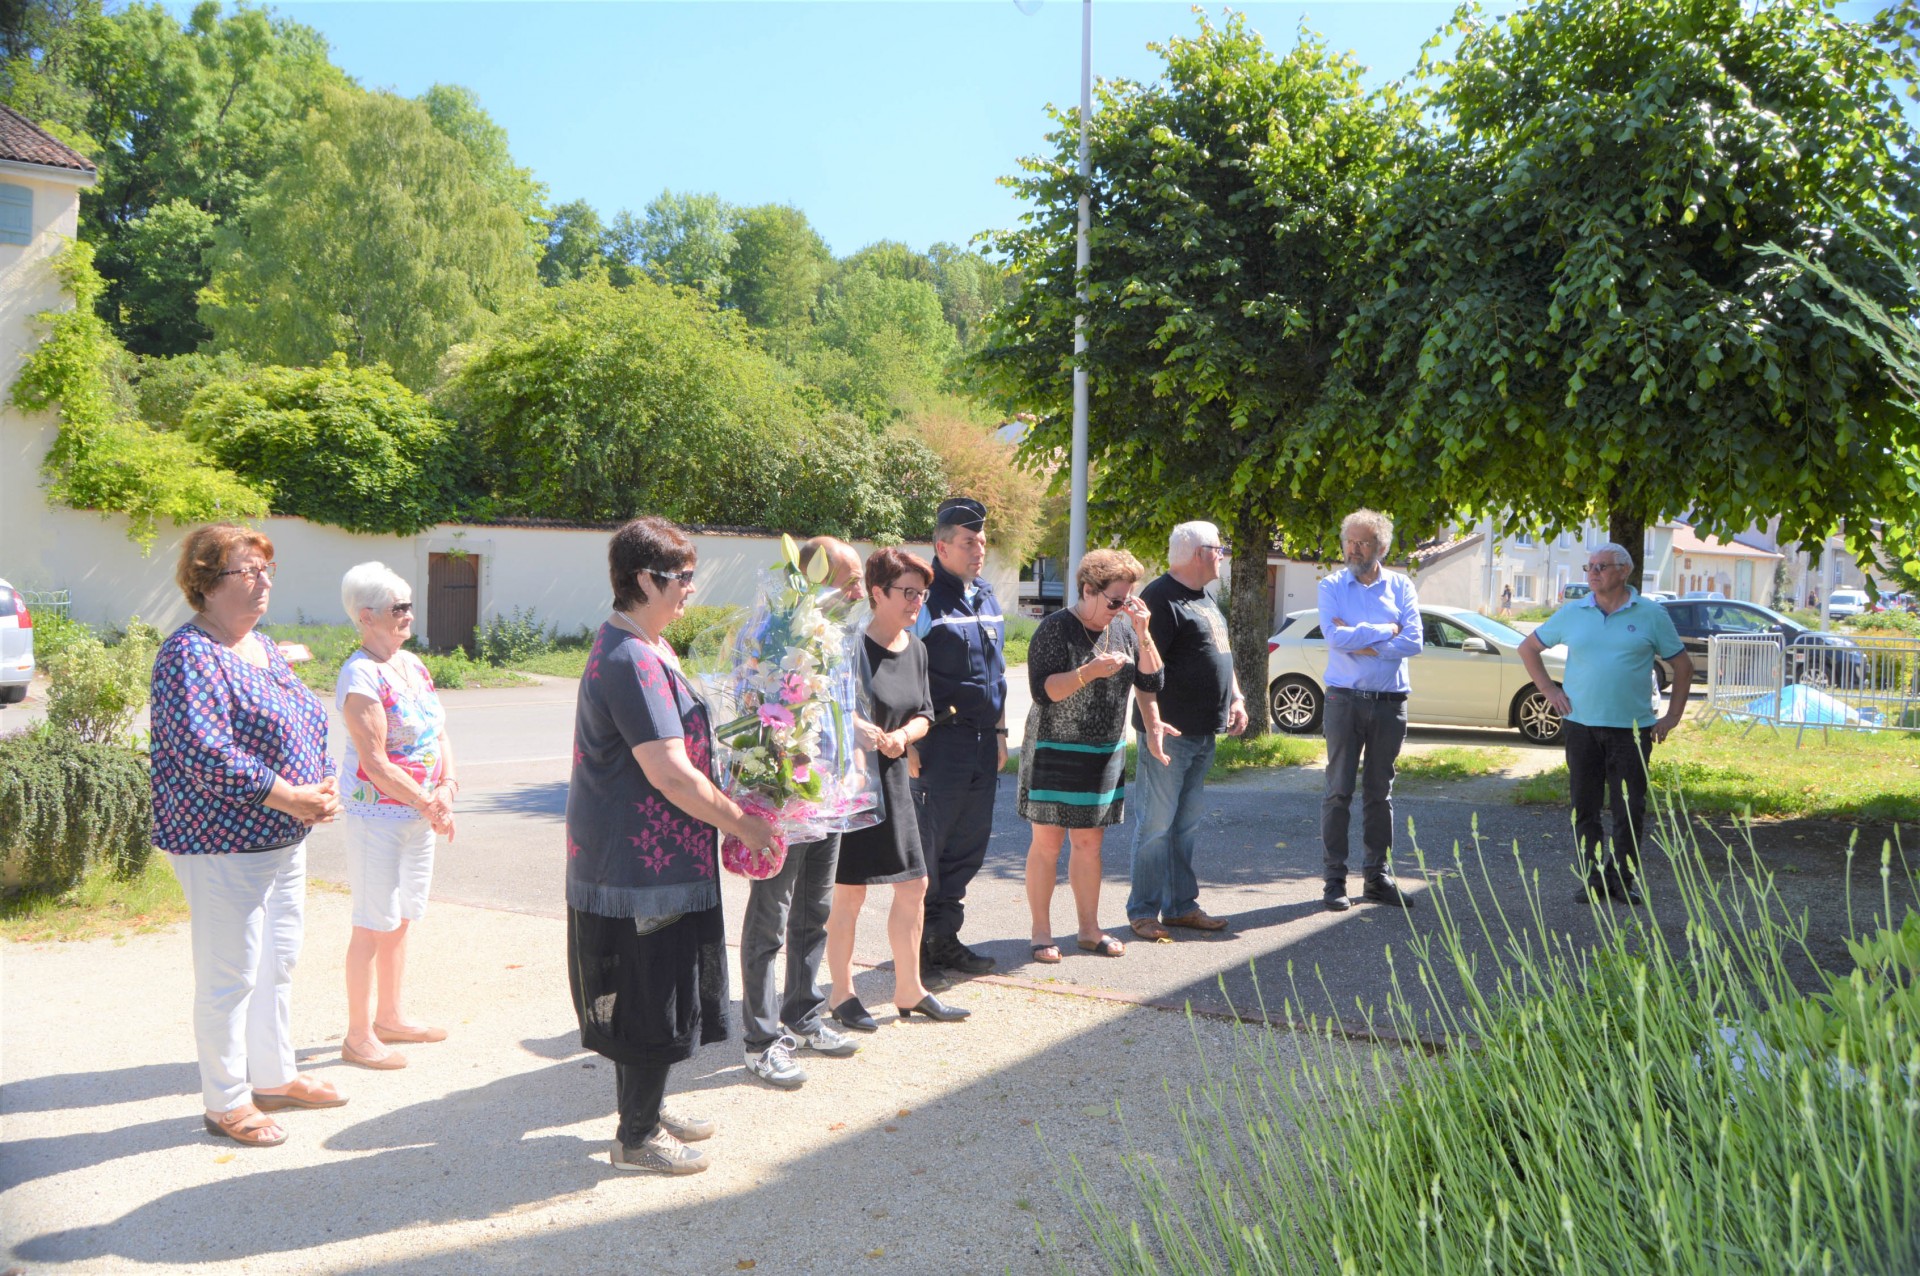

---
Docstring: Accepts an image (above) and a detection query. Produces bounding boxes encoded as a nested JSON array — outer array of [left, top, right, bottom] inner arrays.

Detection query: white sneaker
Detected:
[[610, 1128, 707, 1175], [745, 1033, 808, 1090], [795, 1021, 861, 1057], [658, 1104, 716, 1142]]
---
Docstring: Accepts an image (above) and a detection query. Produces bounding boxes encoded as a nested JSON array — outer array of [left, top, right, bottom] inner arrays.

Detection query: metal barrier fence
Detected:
[[1702, 631, 1920, 738], [19, 589, 70, 622]]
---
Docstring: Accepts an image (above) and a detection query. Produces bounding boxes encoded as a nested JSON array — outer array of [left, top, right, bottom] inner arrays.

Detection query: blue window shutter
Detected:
[[0, 184, 30, 245]]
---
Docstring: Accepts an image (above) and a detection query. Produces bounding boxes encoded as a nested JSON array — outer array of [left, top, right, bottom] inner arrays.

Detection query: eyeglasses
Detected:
[[1583, 563, 1626, 573], [1097, 592, 1130, 610], [1200, 544, 1231, 557], [884, 585, 929, 602], [218, 563, 276, 584], [389, 602, 414, 616], [649, 568, 697, 585]]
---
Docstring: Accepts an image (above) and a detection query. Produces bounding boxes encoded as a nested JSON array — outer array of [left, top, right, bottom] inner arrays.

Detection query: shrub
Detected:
[[1061, 816, 1920, 1274], [477, 606, 554, 667], [663, 604, 745, 670], [28, 611, 95, 670], [414, 646, 479, 689], [45, 620, 159, 746], [0, 724, 152, 895]]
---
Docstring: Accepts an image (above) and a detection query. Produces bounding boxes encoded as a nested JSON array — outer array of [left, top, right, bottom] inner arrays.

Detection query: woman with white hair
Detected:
[[335, 562, 459, 1070]]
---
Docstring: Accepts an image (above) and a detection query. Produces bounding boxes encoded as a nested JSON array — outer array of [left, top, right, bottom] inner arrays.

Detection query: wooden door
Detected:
[[427, 553, 479, 653]]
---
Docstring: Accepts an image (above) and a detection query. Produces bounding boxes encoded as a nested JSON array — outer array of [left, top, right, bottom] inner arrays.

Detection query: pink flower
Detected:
[[758, 703, 794, 729], [792, 763, 811, 783], [780, 673, 808, 705]]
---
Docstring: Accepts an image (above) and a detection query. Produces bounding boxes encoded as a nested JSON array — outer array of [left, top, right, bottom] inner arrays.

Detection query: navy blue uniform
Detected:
[[911, 556, 1006, 942]]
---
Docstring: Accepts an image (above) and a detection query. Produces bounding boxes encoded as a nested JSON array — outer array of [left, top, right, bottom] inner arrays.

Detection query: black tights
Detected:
[[615, 1061, 672, 1147]]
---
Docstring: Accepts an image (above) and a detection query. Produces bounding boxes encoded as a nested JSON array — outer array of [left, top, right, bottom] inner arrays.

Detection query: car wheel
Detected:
[[1514, 686, 1564, 744], [0, 685, 24, 706], [1654, 661, 1671, 694], [1268, 676, 1324, 735]]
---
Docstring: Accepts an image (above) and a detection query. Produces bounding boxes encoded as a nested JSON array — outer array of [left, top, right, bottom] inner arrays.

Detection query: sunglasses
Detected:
[[649, 568, 697, 585], [390, 602, 414, 616], [1097, 592, 1130, 610]]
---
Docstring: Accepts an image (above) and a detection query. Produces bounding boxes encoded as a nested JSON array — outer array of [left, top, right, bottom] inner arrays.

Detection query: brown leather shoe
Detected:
[[341, 1040, 408, 1071], [253, 1075, 349, 1111], [374, 1023, 448, 1044], [1129, 916, 1172, 942], [1165, 909, 1229, 931]]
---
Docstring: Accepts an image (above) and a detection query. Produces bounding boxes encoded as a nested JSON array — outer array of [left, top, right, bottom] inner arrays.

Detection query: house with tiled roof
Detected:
[[2, 105, 97, 587]]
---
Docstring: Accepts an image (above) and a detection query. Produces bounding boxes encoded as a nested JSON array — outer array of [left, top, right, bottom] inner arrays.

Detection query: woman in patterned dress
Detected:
[[334, 563, 460, 1071], [566, 517, 776, 1176], [1019, 549, 1165, 963], [151, 524, 344, 1148]]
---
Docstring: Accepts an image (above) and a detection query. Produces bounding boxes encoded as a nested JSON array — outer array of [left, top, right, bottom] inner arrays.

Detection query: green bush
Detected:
[[414, 646, 479, 689], [0, 724, 152, 895], [477, 606, 554, 667], [45, 620, 159, 746], [664, 604, 746, 670], [28, 611, 95, 670], [1061, 817, 1920, 1275]]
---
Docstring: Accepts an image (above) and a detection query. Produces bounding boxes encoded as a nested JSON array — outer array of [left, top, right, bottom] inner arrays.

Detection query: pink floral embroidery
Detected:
[[566, 835, 583, 859]]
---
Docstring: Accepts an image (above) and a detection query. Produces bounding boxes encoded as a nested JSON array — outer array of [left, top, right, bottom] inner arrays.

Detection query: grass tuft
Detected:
[[1395, 745, 1519, 780], [1, 855, 187, 943]]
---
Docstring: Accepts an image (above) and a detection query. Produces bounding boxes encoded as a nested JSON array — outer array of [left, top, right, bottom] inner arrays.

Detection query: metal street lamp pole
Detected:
[[1067, 0, 1091, 588]]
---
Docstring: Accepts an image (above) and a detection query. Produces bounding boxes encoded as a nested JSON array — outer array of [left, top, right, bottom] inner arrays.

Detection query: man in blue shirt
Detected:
[[1519, 542, 1692, 905], [1317, 509, 1424, 912]]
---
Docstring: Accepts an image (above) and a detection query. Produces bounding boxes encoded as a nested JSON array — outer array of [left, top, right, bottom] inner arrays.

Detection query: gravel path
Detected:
[[2, 891, 1272, 1275]]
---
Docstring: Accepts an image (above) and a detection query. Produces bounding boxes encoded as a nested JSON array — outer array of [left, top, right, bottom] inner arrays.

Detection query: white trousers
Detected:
[[169, 843, 306, 1112]]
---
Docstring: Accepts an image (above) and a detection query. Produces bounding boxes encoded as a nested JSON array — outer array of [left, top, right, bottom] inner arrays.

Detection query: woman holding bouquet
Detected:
[[567, 517, 776, 1176], [1020, 548, 1165, 963], [824, 548, 970, 1029]]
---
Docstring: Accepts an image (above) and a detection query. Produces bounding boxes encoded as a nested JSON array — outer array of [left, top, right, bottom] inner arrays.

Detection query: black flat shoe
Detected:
[[897, 994, 970, 1022], [831, 996, 879, 1033]]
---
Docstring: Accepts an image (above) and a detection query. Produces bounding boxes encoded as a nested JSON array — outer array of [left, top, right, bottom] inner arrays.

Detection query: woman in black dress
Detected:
[[1020, 548, 1165, 963], [566, 517, 776, 1175], [824, 548, 970, 1028]]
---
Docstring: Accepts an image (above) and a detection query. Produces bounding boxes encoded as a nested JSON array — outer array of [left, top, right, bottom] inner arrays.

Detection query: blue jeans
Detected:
[[1124, 732, 1216, 922]]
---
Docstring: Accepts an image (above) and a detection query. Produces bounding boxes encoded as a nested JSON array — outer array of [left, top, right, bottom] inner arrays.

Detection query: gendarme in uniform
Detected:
[[911, 497, 1006, 976]]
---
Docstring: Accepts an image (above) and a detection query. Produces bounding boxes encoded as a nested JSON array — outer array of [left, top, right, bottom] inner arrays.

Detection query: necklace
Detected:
[[609, 610, 676, 662], [359, 644, 423, 697]]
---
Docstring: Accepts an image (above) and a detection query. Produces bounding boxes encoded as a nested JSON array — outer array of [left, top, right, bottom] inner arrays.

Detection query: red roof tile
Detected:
[[0, 106, 95, 174]]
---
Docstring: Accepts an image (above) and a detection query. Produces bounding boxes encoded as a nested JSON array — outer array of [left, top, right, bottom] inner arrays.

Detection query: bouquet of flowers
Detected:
[[708, 536, 880, 878]]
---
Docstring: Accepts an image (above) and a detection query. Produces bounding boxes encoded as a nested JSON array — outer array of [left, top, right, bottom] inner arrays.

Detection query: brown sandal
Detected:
[[253, 1075, 349, 1111], [203, 1104, 287, 1147], [1077, 934, 1126, 957], [1030, 943, 1063, 965]]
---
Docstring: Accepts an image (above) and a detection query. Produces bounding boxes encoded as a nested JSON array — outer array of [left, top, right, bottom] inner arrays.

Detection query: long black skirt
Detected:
[[567, 904, 729, 1067]]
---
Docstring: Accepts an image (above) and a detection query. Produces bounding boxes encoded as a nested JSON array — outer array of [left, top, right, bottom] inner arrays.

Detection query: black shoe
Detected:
[[1605, 874, 1645, 907], [922, 965, 954, 992], [1323, 893, 1352, 913], [898, 994, 970, 1021], [933, 936, 995, 975], [1361, 877, 1412, 908], [830, 996, 878, 1034]]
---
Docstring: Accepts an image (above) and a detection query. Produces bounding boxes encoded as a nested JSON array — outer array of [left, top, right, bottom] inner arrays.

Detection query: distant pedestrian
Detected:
[[1317, 509, 1423, 912], [566, 516, 776, 1175], [334, 563, 459, 1073], [911, 497, 1008, 980], [152, 524, 344, 1148], [1019, 549, 1166, 963], [1126, 521, 1244, 942], [1518, 542, 1692, 906], [825, 547, 970, 1027], [738, 536, 865, 1092], [1500, 583, 1513, 615]]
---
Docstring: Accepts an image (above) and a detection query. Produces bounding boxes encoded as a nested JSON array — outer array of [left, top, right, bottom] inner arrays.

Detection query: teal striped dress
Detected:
[[1017, 606, 1165, 828]]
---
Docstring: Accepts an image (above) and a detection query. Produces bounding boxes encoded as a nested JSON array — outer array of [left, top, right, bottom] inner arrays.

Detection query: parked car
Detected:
[[0, 578, 36, 705], [1559, 582, 1592, 602], [1643, 590, 1678, 603], [1826, 589, 1870, 619], [1681, 590, 1727, 601], [1266, 606, 1568, 743], [1654, 598, 1866, 690]]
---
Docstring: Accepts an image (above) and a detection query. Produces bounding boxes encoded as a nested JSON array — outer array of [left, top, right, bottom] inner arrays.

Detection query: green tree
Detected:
[[839, 239, 937, 287], [727, 203, 832, 328], [928, 242, 1006, 352], [1321, 0, 1920, 577], [93, 197, 217, 354], [438, 276, 938, 538], [182, 357, 467, 535], [633, 189, 735, 295], [203, 86, 540, 391], [418, 82, 548, 256], [978, 16, 1413, 731], [11, 241, 267, 549], [539, 198, 621, 286], [807, 271, 957, 422]]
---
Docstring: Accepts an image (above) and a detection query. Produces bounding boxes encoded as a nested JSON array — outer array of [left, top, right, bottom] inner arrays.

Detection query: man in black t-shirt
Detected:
[[1125, 520, 1247, 941]]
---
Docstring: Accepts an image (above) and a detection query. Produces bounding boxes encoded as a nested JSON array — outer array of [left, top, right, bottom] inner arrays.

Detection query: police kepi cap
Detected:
[[936, 497, 987, 531]]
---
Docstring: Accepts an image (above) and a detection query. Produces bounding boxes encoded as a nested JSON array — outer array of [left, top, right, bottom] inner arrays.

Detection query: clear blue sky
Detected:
[[199, 1, 1887, 258]]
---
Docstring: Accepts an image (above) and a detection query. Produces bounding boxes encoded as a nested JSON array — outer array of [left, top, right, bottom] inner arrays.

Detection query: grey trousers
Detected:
[[738, 834, 839, 1052], [1320, 690, 1408, 886]]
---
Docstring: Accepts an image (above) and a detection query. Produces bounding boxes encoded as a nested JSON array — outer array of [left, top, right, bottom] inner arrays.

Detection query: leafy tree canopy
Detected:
[[727, 203, 832, 329], [978, 14, 1414, 728], [202, 86, 540, 391], [633, 189, 736, 295], [807, 270, 957, 422], [182, 356, 467, 535], [538, 197, 633, 286], [419, 82, 549, 257], [1315, 0, 1920, 571]]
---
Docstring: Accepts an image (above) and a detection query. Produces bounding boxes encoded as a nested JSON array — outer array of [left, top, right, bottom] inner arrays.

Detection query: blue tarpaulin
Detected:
[[1725, 683, 1863, 727]]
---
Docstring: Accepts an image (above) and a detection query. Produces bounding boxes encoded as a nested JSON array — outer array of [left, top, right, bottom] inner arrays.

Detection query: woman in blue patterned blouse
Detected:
[[151, 524, 344, 1148]]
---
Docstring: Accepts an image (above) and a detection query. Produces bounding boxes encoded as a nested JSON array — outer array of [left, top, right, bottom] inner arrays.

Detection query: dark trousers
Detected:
[[738, 834, 839, 1052], [912, 726, 1000, 940], [615, 1059, 671, 1147], [1321, 690, 1409, 887], [1564, 721, 1654, 886]]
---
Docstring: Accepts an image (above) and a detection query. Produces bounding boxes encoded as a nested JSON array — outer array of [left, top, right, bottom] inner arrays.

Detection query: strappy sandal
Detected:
[[254, 1075, 349, 1111], [204, 1104, 287, 1147], [1030, 942, 1063, 964], [1076, 934, 1126, 957]]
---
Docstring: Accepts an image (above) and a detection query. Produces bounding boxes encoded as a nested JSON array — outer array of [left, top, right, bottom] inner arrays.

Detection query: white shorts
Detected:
[[345, 814, 436, 932]]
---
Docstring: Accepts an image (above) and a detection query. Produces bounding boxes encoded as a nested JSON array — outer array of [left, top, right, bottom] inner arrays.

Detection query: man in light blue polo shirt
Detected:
[[1519, 541, 1693, 905], [1318, 508, 1424, 912]]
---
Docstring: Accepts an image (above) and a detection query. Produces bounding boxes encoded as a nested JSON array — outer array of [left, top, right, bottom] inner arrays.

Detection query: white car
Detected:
[[0, 578, 36, 705], [1826, 589, 1869, 618], [1266, 606, 1568, 743]]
